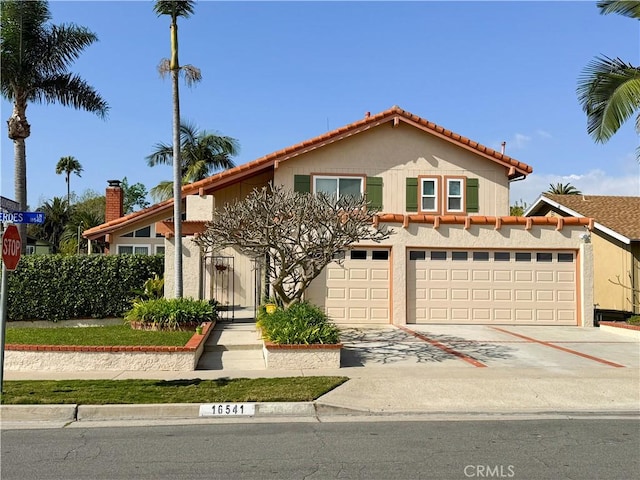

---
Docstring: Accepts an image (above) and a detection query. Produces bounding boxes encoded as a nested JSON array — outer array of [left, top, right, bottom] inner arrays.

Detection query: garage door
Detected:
[[306, 248, 391, 324], [407, 249, 577, 325]]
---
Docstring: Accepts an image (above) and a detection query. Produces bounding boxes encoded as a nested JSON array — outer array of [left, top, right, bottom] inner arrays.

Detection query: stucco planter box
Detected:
[[262, 341, 342, 370], [599, 322, 640, 340], [5, 322, 214, 372]]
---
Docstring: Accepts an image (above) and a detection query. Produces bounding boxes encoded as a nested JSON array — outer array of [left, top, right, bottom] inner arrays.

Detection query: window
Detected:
[[350, 250, 367, 260], [473, 252, 489, 261], [494, 252, 510, 261], [118, 245, 149, 255], [515, 252, 531, 262], [121, 226, 151, 238], [26, 245, 35, 255], [372, 250, 389, 260], [452, 251, 468, 261], [420, 177, 438, 212], [536, 252, 552, 262], [155, 245, 165, 255], [430, 251, 447, 260], [558, 253, 574, 263], [314, 176, 363, 199], [409, 251, 426, 261], [445, 178, 465, 213]]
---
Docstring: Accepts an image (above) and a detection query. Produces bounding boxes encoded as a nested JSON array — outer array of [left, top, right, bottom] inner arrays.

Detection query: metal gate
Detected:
[[203, 255, 235, 321]]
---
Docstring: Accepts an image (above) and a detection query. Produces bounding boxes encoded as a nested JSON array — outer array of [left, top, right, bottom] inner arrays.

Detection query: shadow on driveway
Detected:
[[340, 328, 516, 367]]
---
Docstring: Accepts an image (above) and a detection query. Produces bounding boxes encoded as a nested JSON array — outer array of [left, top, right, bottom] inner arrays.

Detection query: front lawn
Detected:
[[5, 324, 195, 347], [1, 377, 349, 404]]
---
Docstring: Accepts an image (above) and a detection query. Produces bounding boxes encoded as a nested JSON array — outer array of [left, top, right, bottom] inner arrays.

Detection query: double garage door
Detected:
[[408, 249, 577, 325], [308, 248, 577, 325]]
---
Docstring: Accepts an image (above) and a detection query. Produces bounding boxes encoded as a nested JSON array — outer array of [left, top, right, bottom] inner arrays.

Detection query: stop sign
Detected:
[[2, 224, 22, 271]]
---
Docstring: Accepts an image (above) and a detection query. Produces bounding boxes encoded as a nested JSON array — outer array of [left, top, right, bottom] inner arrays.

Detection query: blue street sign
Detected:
[[0, 212, 45, 224]]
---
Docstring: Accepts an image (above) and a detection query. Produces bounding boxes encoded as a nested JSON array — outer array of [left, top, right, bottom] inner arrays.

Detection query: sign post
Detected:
[[0, 224, 22, 389]]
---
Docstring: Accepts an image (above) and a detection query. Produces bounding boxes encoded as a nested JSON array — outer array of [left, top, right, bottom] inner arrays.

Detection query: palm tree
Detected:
[[547, 183, 582, 195], [1, 0, 108, 251], [154, 0, 201, 298], [147, 122, 239, 201], [33, 197, 71, 254], [55, 156, 83, 205], [577, 1, 640, 154]]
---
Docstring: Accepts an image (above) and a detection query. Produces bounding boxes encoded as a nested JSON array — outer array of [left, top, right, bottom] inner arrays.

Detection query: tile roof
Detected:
[[543, 194, 640, 240], [84, 106, 533, 239]]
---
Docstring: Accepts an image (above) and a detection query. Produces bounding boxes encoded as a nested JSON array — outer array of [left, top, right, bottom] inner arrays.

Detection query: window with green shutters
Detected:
[[294, 175, 311, 193], [293, 174, 383, 208], [366, 177, 383, 209], [406, 176, 479, 213]]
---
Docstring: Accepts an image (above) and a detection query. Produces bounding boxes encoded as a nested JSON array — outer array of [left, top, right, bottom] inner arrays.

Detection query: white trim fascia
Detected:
[[524, 195, 631, 245]]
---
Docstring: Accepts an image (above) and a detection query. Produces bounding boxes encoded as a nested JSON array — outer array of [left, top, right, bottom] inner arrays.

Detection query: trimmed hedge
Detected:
[[4, 254, 164, 322], [125, 298, 217, 330]]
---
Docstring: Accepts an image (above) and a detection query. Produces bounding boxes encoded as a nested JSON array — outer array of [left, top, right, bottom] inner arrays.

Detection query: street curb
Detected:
[[1, 404, 78, 422]]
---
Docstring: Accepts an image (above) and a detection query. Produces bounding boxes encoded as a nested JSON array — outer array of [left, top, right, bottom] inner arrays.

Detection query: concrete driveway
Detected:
[[339, 324, 640, 370]]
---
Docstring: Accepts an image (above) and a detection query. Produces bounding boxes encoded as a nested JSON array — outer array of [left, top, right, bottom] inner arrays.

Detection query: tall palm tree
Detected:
[[577, 1, 640, 154], [55, 156, 83, 205], [0, 0, 108, 251], [146, 122, 239, 201], [154, 0, 201, 298], [547, 183, 582, 195]]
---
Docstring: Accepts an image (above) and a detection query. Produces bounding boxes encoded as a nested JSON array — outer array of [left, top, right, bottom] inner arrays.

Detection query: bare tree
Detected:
[[194, 184, 393, 307], [608, 273, 640, 309]]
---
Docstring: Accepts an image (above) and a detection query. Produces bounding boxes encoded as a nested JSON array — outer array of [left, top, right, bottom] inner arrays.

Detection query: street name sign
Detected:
[[2, 225, 21, 271], [0, 212, 45, 224]]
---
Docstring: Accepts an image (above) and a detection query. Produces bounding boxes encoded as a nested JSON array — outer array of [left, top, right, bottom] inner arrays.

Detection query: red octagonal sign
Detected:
[[2, 224, 22, 271]]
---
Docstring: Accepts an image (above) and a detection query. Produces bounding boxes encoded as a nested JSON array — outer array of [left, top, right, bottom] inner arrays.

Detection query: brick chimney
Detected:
[[105, 180, 124, 222]]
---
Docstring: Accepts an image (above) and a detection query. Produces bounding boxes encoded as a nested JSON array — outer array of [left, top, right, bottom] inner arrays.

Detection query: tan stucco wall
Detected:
[[274, 123, 510, 216], [164, 236, 202, 299], [591, 232, 634, 312]]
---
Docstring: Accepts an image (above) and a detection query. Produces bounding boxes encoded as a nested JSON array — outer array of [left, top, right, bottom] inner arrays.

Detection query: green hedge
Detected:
[[4, 254, 164, 322], [125, 298, 217, 330]]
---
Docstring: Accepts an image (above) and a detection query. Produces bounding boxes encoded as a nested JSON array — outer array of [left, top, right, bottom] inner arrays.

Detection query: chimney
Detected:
[[365, 111, 371, 118], [105, 179, 123, 222], [501, 141, 506, 155]]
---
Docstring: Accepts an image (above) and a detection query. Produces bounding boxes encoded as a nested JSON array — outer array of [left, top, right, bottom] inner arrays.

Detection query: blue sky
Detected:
[[1, 0, 639, 211]]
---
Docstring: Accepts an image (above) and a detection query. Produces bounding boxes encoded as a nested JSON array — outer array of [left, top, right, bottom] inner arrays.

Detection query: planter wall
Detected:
[[5, 322, 214, 372], [263, 342, 342, 369], [599, 321, 640, 340]]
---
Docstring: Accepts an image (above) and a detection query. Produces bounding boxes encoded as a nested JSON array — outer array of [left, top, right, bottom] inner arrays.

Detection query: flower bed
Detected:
[[262, 341, 342, 370]]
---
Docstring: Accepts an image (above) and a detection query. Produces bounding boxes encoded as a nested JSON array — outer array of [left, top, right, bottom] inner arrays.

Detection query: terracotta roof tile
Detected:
[[544, 194, 640, 240], [84, 106, 532, 239]]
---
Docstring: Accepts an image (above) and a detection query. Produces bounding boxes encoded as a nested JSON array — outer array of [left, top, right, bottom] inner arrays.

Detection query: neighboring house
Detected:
[[84, 106, 595, 326], [525, 194, 640, 322], [26, 236, 51, 255]]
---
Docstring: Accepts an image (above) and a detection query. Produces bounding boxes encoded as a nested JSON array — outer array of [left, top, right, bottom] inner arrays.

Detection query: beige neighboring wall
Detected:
[[591, 232, 635, 312], [274, 123, 510, 216], [165, 236, 202, 299], [109, 212, 168, 255]]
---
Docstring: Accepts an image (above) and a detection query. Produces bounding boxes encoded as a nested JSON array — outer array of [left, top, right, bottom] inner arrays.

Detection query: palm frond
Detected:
[[153, 1, 196, 18], [597, 0, 640, 19], [146, 142, 174, 166], [150, 180, 178, 202], [34, 73, 109, 118], [577, 56, 640, 142]]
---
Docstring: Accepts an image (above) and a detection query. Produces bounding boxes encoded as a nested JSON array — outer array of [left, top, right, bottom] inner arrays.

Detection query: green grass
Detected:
[[5, 325, 195, 347], [0, 377, 349, 405]]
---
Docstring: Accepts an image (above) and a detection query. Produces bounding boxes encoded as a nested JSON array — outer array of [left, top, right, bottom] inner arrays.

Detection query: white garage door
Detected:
[[408, 249, 577, 325], [306, 248, 391, 324]]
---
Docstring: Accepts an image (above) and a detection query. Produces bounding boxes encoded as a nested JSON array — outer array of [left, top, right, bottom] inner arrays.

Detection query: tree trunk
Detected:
[[170, 16, 183, 298], [8, 101, 30, 254]]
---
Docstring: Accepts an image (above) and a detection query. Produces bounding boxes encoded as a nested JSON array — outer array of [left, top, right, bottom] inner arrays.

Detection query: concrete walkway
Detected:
[[2, 323, 639, 425]]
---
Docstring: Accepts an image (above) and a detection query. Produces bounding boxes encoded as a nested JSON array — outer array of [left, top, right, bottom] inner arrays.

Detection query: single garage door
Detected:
[[407, 249, 577, 325], [306, 248, 391, 324]]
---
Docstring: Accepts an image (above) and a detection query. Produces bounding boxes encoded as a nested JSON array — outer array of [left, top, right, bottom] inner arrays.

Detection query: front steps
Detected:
[[196, 320, 266, 370]]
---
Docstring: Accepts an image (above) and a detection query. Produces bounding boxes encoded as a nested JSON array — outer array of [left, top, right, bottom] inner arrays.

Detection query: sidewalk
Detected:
[[2, 323, 639, 425]]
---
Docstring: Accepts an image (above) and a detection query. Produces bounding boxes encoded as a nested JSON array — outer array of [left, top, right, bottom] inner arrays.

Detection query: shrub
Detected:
[[257, 302, 340, 345], [5, 254, 164, 321], [628, 315, 640, 326], [125, 298, 217, 330]]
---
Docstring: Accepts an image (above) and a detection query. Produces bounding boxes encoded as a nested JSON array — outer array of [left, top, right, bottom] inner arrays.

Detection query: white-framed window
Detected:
[[313, 176, 364, 200], [117, 245, 150, 255], [445, 177, 465, 213], [26, 245, 35, 255], [420, 177, 439, 213]]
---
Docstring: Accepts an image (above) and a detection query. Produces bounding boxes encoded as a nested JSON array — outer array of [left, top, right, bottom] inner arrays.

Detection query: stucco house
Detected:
[[525, 194, 640, 322], [84, 106, 594, 326]]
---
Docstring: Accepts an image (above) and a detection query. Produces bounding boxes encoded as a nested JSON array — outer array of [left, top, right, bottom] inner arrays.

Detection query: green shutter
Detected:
[[366, 177, 383, 209], [466, 178, 479, 213], [406, 177, 418, 212], [294, 175, 311, 193]]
